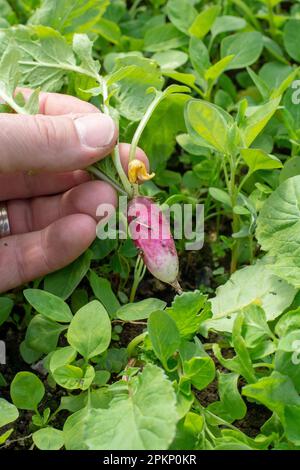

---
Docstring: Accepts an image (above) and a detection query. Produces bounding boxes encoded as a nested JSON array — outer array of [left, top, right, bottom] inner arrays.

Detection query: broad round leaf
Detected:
[[32, 427, 64, 450], [63, 365, 178, 450], [221, 32, 263, 70], [0, 398, 19, 427], [25, 315, 66, 354], [152, 50, 188, 70], [10, 372, 45, 411], [208, 264, 296, 332], [67, 300, 111, 359], [148, 311, 181, 367], [283, 20, 300, 62], [116, 298, 166, 321], [24, 289, 72, 323], [257, 175, 300, 286], [0, 297, 13, 327]]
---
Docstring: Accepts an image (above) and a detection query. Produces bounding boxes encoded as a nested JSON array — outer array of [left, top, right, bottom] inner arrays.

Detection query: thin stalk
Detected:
[[87, 165, 127, 195], [267, 0, 277, 39], [228, 154, 239, 273], [129, 91, 163, 162], [230, 0, 262, 31], [129, 255, 147, 303], [127, 332, 147, 358], [253, 362, 274, 370], [101, 79, 133, 197]]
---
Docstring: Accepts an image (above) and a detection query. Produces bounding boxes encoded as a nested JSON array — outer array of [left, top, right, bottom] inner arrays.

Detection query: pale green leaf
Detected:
[[67, 300, 111, 359], [63, 365, 178, 450], [221, 32, 263, 70], [33, 427, 64, 450], [240, 148, 282, 174], [0, 398, 19, 428], [188, 5, 220, 39]]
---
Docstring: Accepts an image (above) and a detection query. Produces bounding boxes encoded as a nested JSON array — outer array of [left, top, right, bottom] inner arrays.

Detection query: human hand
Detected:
[[0, 90, 148, 293]]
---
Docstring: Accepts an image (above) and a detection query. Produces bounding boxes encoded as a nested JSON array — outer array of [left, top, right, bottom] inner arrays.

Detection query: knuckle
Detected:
[[31, 115, 59, 152]]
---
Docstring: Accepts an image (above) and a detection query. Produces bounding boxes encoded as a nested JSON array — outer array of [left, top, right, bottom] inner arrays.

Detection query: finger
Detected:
[[0, 143, 149, 201], [0, 112, 118, 173], [18, 88, 100, 115], [0, 214, 96, 293], [8, 181, 117, 234], [0, 170, 90, 201]]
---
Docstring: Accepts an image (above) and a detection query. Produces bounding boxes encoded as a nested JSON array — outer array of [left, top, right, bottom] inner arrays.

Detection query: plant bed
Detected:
[[1, 0, 300, 452]]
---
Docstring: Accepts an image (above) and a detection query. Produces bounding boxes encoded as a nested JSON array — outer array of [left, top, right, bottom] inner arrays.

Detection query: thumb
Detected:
[[0, 113, 117, 173]]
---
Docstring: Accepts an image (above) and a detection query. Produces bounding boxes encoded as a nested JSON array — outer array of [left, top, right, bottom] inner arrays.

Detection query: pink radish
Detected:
[[128, 196, 181, 292]]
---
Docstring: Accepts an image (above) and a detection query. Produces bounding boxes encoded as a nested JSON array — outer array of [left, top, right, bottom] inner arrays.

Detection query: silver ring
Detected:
[[0, 203, 11, 238]]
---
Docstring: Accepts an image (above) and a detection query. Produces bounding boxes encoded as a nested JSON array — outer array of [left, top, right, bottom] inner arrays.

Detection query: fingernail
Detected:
[[74, 114, 116, 148]]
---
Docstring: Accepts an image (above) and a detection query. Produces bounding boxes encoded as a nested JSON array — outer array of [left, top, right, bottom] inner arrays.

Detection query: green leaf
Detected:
[[208, 263, 295, 332], [53, 365, 83, 390], [92, 18, 121, 44], [33, 427, 64, 450], [0, 45, 39, 115], [144, 23, 188, 52], [180, 340, 215, 391], [211, 15, 246, 38], [280, 157, 300, 183], [232, 313, 257, 384], [109, 56, 164, 121], [240, 97, 281, 148], [243, 371, 300, 422], [148, 311, 181, 368], [44, 251, 91, 300], [140, 93, 189, 170], [20, 341, 43, 365], [284, 405, 300, 445], [88, 271, 120, 318], [208, 372, 247, 422], [24, 289, 73, 323], [275, 308, 300, 337], [189, 37, 210, 78], [0, 297, 13, 327], [188, 5, 220, 39], [29, 0, 109, 38], [0, 0, 17, 24], [116, 298, 166, 322], [49, 346, 77, 374], [152, 50, 188, 71], [25, 315, 66, 353], [166, 0, 197, 34], [283, 20, 300, 63], [240, 148, 282, 174], [72, 33, 99, 76], [0, 429, 13, 445], [10, 372, 45, 411], [256, 175, 300, 286], [275, 349, 300, 395], [63, 365, 178, 450], [209, 188, 232, 207], [67, 300, 111, 359], [185, 99, 233, 153], [221, 32, 263, 70], [278, 330, 300, 352], [247, 67, 270, 99], [3, 25, 77, 91], [166, 290, 210, 339], [204, 55, 234, 82], [242, 304, 275, 353], [0, 398, 19, 427]]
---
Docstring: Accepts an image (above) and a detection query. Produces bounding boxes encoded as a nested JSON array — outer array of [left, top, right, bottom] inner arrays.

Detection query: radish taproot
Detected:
[[128, 196, 182, 293]]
